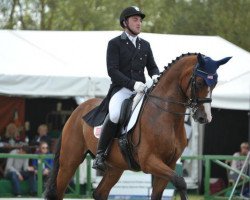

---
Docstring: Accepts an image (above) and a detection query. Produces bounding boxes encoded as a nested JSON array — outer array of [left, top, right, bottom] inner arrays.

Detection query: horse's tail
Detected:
[[44, 136, 62, 200]]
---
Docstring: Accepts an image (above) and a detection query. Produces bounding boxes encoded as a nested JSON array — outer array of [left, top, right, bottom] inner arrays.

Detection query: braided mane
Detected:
[[157, 52, 199, 82]]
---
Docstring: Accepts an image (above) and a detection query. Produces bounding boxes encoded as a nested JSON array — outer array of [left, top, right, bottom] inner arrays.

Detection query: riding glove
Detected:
[[152, 75, 159, 83], [134, 81, 147, 93]]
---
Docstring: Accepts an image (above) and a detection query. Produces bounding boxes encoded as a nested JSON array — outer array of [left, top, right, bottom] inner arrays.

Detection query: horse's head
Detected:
[[181, 53, 231, 124]]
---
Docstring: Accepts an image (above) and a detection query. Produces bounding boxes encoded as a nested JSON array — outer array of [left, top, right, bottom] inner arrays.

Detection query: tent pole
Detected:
[[249, 86, 250, 145]]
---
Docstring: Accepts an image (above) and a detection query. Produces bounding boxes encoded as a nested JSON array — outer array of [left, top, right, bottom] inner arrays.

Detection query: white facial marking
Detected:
[[204, 87, 212, 122]]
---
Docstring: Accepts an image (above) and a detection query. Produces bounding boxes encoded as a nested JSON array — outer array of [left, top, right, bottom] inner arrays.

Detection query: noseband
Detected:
[[147, 63, 212, 115]]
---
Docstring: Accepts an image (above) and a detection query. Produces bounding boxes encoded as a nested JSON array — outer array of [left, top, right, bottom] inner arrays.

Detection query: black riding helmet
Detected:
[[120, 6, 145, 28]]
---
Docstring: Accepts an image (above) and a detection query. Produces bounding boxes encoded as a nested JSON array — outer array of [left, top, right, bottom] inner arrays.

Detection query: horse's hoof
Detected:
[[180, 191, 189, 200], [92, 162, 106, 172]]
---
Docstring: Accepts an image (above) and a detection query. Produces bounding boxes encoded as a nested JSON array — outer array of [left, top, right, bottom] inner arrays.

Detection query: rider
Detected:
[[84, 6, 160, 171]]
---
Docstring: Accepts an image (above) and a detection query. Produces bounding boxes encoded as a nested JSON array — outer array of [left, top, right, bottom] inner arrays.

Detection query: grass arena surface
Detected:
[[0, 199, 94, 200]]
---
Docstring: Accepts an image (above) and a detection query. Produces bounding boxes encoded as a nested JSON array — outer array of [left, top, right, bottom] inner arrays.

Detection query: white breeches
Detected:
[[109, 87, 136, 123]]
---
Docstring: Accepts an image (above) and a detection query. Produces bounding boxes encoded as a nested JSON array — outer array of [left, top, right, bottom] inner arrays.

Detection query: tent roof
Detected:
[[212, 72, 250, 110], [0, 30, 249, 109]]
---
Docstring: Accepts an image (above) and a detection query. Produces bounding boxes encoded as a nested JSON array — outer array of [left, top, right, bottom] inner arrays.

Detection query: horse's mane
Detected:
[[157, 52, 199, 82]]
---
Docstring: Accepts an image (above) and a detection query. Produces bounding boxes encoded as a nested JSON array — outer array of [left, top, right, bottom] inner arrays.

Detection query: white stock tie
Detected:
[[132, 37, 136, 47]]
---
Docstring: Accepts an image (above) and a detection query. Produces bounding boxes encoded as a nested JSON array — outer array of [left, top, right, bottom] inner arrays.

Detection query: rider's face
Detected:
[[125, 15, 142, 35]]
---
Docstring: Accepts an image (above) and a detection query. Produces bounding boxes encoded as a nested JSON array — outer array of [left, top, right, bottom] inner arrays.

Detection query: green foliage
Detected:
[[0, 0, 249, 51]]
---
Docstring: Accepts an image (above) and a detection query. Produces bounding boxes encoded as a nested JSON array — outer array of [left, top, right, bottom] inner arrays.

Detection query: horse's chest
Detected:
[[153, 134, 184, 160]]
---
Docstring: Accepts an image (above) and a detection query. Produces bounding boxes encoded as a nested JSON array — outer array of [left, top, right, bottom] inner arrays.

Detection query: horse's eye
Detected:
[[196, 80, 205, 90]]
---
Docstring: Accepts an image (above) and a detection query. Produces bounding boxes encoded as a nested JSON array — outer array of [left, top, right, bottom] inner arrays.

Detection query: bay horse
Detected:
[[45, 53, 231, 200]]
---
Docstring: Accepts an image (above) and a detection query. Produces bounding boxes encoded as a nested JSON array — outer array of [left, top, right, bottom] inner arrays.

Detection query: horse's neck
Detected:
[[152, 66, 186, 106]]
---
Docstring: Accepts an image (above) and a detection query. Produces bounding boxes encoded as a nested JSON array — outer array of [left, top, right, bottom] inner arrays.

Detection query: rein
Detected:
[[145, 63, 212, 116], [146, 94, 191, 115]]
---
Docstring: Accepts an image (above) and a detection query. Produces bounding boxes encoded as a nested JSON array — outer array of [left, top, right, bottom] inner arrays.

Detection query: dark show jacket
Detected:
[[83, 31, 159, 126]]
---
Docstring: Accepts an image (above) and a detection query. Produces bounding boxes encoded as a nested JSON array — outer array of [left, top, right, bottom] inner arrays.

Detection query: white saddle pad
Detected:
[[121, 94, 144, 134]]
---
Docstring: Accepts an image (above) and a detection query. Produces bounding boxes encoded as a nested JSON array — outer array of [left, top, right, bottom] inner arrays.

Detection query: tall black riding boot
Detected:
[[92, 118, 118, 171]]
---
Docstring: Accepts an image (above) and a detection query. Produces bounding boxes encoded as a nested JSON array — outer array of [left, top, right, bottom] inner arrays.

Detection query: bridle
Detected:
[[186, 63, 212, 108], [146, 63, 212, 115]]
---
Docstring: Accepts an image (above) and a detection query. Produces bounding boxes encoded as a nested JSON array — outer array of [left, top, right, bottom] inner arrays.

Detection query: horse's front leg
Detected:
[[151, 176, 169, 200], [93, 167, 124, 200], [143, 158, 188, 200]]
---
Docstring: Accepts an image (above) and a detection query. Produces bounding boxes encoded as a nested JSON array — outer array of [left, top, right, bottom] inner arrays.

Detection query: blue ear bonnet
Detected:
[[195, 54, 232, 86]]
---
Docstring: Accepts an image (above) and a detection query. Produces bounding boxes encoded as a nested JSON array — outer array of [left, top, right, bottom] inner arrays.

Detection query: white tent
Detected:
[[212, 72, 250, 110], [1, 30, 249, 189], [0, 30, 249, 106], [0, 30, 113, 97]]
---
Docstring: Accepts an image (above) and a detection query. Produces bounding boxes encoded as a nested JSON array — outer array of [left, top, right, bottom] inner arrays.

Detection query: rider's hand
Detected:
[[152, 75, 159, 83], [134, 82, 147, 93]]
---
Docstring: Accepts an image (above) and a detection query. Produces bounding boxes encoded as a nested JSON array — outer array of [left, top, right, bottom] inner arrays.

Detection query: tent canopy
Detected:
[[0, 30, 249, 109], [212, 72, 250, 110]]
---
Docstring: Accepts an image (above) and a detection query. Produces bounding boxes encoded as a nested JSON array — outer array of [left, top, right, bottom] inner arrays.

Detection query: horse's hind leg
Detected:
[[56, 126, 87, 199], [93, 167, 124, 200], [151, 176, 169, 200], [56, 154, 85, 199]]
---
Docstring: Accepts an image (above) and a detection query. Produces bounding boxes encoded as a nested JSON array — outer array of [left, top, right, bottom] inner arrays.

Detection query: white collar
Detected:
[[125, 31, 138, 47], [125, 31, 138, 40]]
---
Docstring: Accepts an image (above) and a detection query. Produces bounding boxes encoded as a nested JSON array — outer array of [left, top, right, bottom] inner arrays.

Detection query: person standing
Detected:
[[84, 6, 160, 172]]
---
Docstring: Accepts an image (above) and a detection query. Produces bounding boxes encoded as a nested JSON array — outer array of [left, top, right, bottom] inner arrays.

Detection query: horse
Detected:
[[44, 53, 231, 200]]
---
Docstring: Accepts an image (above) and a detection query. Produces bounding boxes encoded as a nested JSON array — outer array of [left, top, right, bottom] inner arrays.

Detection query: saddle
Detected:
[[117, 94, 135, 134]]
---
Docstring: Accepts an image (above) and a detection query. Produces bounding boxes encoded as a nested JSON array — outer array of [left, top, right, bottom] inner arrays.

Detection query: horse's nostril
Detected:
[[198, 117, 207, 124]]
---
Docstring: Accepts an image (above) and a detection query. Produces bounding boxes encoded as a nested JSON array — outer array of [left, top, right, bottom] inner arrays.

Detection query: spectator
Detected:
[[31, 124, 51, 148], [229, 142, 249, 181], [229, 142, 249, 197], [2, 123, 21, 146], [32, 141, 53, 183], [4, 145, 37, 197]]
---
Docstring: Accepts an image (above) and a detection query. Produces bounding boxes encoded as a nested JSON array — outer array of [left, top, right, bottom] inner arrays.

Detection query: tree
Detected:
[[0, 0, 249, 51]]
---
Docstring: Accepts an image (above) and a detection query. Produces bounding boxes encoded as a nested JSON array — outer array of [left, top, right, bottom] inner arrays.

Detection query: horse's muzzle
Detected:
[[192, 110, 209, 124]]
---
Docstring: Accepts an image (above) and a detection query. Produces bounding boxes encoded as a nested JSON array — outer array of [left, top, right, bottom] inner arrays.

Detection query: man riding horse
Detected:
[[84, 6, 160, 172]]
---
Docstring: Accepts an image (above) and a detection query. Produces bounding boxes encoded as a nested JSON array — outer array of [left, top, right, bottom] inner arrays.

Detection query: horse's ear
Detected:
[[197, 53, 205, 66], [216, 57, 232, 66]]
